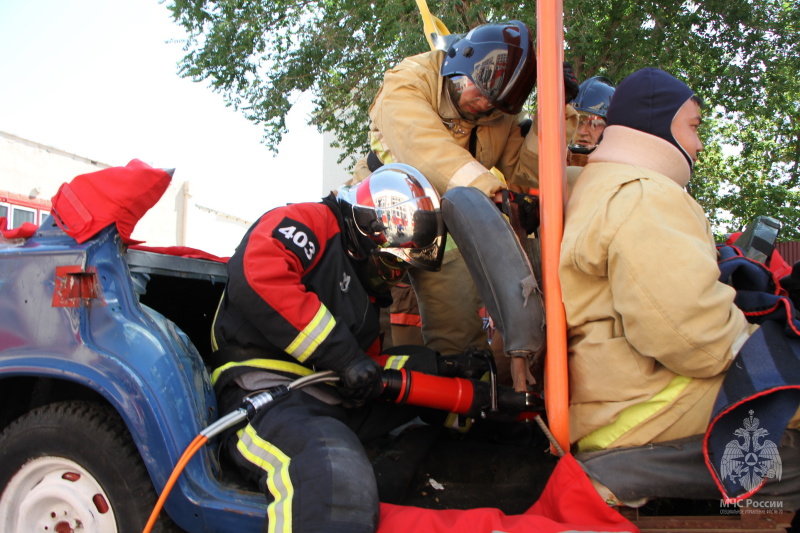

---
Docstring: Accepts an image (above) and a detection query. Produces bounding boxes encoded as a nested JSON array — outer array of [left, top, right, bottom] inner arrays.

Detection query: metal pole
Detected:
[[536, 0, 570, 453]]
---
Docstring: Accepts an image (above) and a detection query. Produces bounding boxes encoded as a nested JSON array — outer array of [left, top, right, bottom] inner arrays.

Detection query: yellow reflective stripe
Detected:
[[236, 425, 293, 533], [285, 305, 336, 363], [384, 355, 409, 370], [369, 132, 395, 165], [210, 359, 313, 385], [576, 375, 692, 453], [210, 290, 225, 353], [443, 412, 472, 433]]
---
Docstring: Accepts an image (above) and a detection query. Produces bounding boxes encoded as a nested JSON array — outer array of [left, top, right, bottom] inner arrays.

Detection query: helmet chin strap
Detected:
[[347, 252, 402, 297], [341, 216, 374, 261]]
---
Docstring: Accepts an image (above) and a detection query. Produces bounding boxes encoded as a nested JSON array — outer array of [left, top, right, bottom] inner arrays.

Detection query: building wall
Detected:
[[0, 130, 110, 215], [322, 130, 357, 194], [184, 184, 254, 259], [0, 131, 186, 248], [777, 242, 800, 268], [2, 129, 359, 258]]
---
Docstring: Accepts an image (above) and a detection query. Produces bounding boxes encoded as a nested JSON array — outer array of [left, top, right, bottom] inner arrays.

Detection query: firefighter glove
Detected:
[[563, 62, 580, 104], [338, 357, 384, 405], [501, 190, 541, 235], [437, 349, 492, 379]]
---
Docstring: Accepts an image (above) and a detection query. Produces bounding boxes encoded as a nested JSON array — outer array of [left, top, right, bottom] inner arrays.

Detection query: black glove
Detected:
[[563, 62, 580, 104], [499, 190, 540, 235], [437, 349, 491, 379], [337, 357, 384, 405]]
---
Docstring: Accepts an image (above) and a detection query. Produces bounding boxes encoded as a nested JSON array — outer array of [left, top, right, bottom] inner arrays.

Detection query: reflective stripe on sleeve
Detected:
[[369, 132, 396, 165], [384, 355, 410, 370], [447, 160, 491, 190], [236, 425, 294, 533], [285, 305, 336, 363]]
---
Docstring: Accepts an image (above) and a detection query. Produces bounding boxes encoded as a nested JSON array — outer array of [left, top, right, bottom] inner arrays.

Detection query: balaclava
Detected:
[[606, 68, 696, 168]]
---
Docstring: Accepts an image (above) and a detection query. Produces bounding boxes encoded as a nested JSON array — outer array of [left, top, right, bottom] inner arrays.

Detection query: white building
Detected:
[[0, 130, 354, 257]]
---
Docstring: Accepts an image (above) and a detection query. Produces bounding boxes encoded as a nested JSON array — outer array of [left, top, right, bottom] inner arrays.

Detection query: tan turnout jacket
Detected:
[[353, 50, 577, 193], [559, 126, 755, 451]]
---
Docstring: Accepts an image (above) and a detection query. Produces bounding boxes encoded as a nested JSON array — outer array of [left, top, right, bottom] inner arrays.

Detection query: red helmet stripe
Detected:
[[355, 177, 375, 207]]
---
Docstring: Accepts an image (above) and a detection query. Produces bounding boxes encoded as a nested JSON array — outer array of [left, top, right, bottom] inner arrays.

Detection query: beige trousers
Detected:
[[408, 248, 489, 355]]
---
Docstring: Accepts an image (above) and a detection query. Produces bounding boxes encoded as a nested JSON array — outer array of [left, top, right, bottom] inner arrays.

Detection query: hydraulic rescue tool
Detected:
[[142, 363, 544, 533]]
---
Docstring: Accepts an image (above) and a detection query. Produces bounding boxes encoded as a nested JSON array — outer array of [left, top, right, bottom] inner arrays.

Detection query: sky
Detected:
[[0, 0, 325, 223]]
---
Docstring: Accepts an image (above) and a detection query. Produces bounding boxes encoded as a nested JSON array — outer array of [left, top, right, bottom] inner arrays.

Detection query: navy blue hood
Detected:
[[606, 68, 695, 167]]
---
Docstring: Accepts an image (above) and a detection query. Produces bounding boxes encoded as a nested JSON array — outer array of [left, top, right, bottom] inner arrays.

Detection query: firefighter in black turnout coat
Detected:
[[210, 163, 446, 533]]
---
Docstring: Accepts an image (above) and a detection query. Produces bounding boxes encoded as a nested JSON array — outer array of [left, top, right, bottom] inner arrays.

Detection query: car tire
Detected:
[[0, 400, 178, 533]]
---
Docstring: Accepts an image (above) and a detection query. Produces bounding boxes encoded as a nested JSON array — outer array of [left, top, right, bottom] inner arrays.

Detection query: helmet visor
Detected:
[[466, 42, 528, 109], [577, 113, 607, 129], [569, 112, 608, 150], [352, 199, 446, 272], [453, 23, 536, 115], [384, 235, 446, 272]]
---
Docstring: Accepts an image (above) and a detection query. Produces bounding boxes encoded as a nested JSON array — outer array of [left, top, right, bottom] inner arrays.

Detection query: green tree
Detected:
[[167, 0, 800, 240]]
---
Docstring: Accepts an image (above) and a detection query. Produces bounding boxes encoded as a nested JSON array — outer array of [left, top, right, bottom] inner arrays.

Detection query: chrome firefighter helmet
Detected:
[[440, 20, 536, 115], [337, 164, 446, 290]]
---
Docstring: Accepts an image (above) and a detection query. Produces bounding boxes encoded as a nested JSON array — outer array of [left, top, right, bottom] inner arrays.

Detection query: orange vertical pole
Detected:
[[536, 0, 570, 453]]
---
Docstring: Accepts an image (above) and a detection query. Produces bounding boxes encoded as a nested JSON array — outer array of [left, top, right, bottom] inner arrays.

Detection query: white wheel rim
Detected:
[[0, 456, 118, 533]]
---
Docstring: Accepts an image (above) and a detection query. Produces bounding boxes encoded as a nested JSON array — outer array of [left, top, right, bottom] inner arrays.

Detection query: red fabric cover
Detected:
[[726, 232, 792, 280], [377, 454, 638, 533], [50, 159, 171, 245], [0, 218, 37, 239], [129, 245, 229, 263]]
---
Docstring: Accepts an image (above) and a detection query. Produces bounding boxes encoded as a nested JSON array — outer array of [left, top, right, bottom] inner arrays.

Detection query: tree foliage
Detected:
[[167, 0, 800, 239]]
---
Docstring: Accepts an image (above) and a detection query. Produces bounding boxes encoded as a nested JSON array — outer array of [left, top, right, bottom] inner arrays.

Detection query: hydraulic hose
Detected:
[[141, 371, 339, 533]]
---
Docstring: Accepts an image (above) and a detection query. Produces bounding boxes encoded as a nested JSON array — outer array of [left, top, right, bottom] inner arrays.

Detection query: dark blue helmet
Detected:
[[441, 21, 536, 115], [570, 76, 615, 118]]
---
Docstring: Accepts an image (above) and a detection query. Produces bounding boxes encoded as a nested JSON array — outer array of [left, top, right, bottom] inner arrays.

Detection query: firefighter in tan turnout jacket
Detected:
[[352, 20, 578, 356]]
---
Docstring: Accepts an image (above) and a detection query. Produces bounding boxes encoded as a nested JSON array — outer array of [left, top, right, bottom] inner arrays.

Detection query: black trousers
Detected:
[[217, 346, 439, 533]]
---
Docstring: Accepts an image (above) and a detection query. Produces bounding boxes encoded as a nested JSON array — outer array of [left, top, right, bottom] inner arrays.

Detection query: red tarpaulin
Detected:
[[377, 454, 637, 533]]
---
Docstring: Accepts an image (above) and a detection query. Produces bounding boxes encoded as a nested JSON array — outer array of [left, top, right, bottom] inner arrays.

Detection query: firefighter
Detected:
[[351, 20, 579, 356], [209, 164, 446, 533], [567, 75, 615, 166]]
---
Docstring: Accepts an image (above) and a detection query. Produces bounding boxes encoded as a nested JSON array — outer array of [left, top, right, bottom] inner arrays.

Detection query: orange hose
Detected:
[[536, 0, 570, 454], [142, 434, 209, 533]]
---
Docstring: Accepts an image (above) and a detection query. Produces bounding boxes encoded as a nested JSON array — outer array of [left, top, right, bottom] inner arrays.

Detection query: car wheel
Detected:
[[0, 400, 177, 533]]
